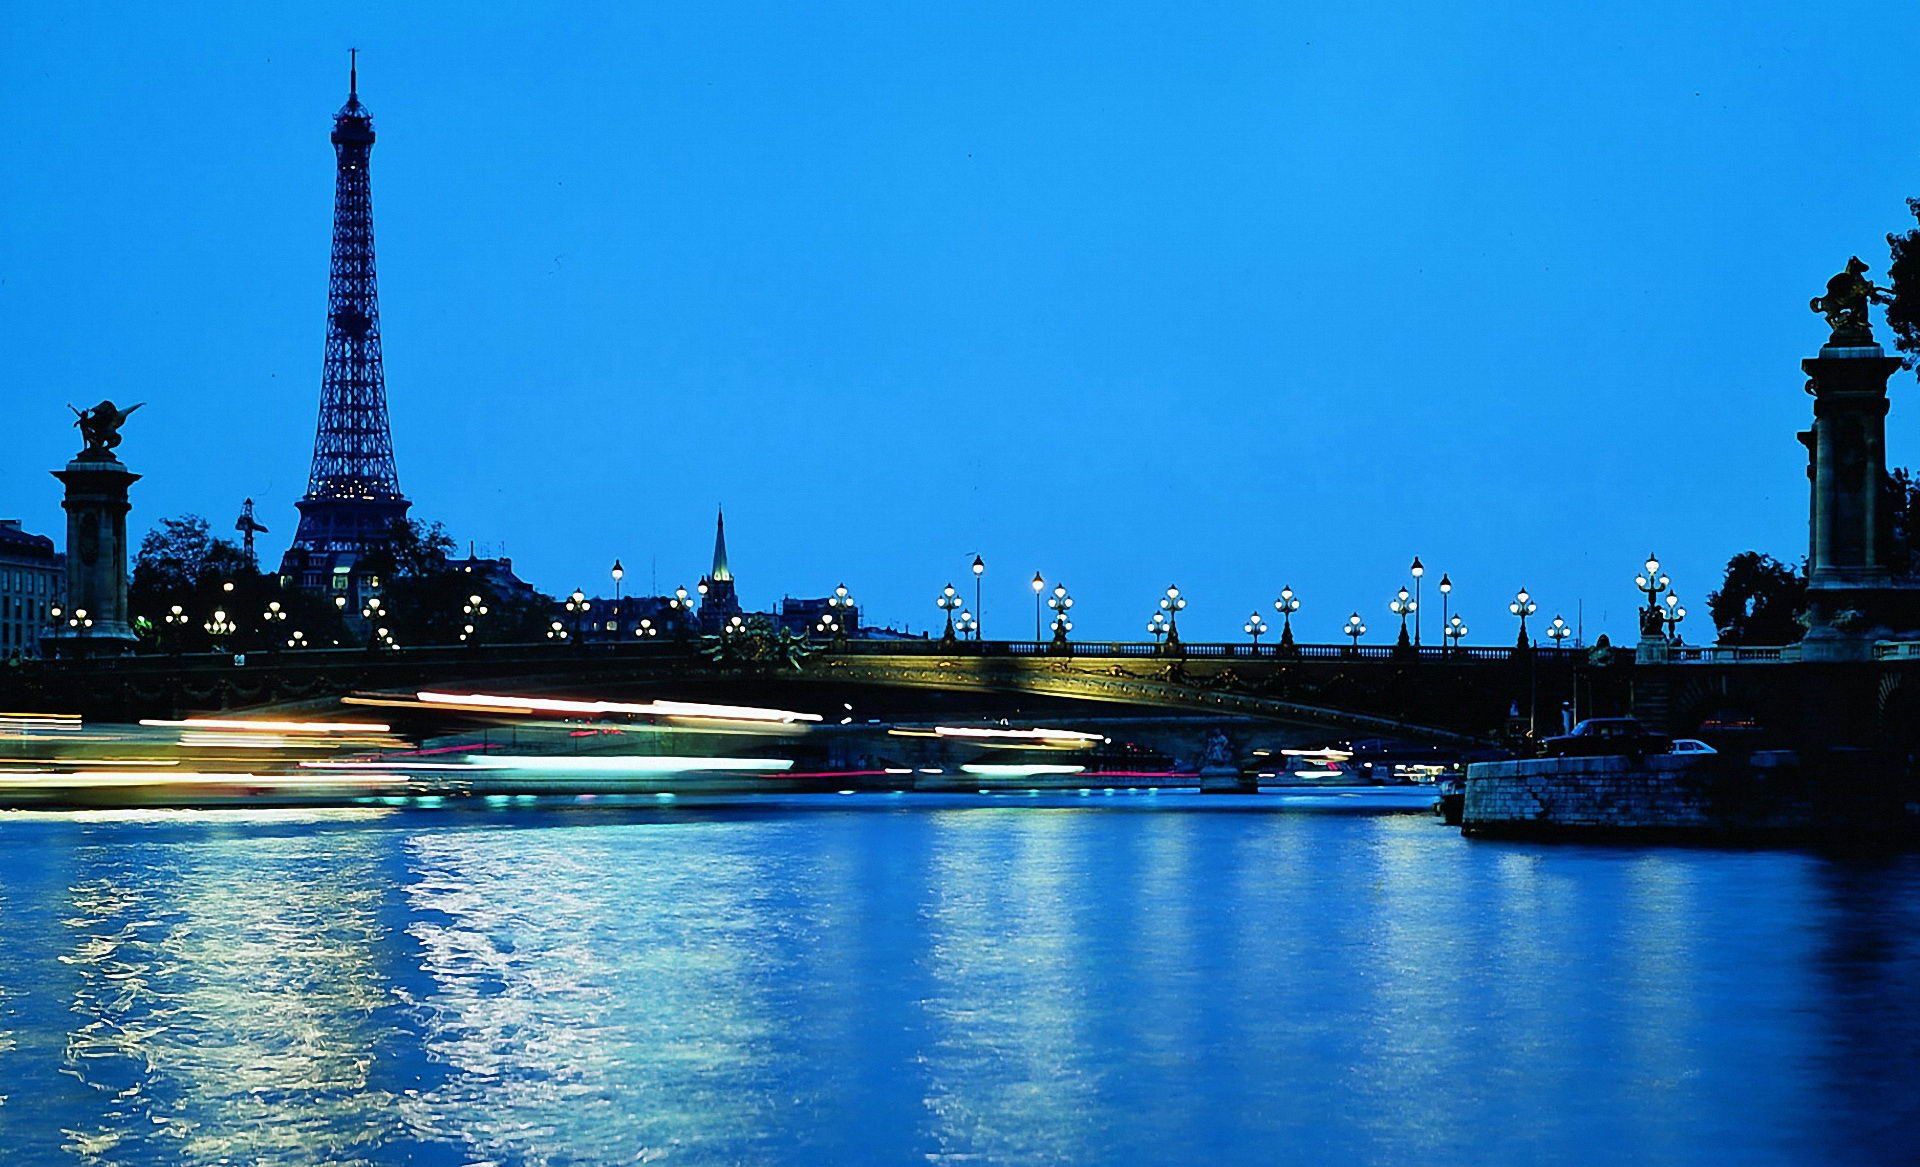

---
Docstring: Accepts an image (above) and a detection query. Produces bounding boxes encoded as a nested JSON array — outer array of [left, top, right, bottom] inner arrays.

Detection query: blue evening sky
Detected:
[[4, 4, 1916, 643]]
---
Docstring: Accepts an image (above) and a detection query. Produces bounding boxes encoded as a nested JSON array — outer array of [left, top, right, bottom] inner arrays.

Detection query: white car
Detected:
[[1669, 738, 1717, 755]]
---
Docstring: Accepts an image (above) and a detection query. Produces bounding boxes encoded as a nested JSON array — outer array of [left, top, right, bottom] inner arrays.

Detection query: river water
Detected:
[[0, 792, 1914, 1166]]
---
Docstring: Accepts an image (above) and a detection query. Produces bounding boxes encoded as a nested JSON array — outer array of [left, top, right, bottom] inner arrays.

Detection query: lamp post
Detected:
[[1343, 611, 1367, 653], [815, 612, 839, 639], [1031, 571, 1046, 641], [360, 596, 387, 651], [546, 619, 568, 642], [1661, 592, 1687, 642], [1445, 614, 1468, 652], [203, 607, 232, 651], [611, 559, 625, 626], [1635, 553, 1672, 639], [1244, 610, 1268, 649], [288, 629, 307, 649], [163, 603, 188, 653], [66, 607, 94, 648], [724, 614, 747, 638], [460, 593, 489, 644], [1438, 573, 1453, 655], [1274, 586, 1300, 651], [1159, 585, 1186, 652], [828, 583, 856, 645], [1389, 585, 1417, 651], [1547, 615, 1571, 650], [1147, 610, 1170, 649], [936, 583, 962, 645], [1048, 584, 1074, 648], [971, 554, 986, 640], [1410, 556, 1425, 647], [636, 617, 657, 639], [669, 584, 695, 639], [956, 609, 979, 640], [1509, 587, 1537, 649], [565, 588, 591, 643]]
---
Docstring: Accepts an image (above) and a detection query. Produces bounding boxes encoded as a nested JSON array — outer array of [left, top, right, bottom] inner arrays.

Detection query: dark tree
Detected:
[[357, 520, 478, 646], [1707, 553, 1807, 645], [130, 514, 347, 652], [1887, 466, 1920, 574], [1888, 198, 1920, 378]]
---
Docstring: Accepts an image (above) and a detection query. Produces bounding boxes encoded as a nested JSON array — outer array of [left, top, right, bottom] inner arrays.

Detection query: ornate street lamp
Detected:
[[1661, 592, 1687, 642], [956, 610, 979, 640], [1438, 573, 1454, 655], [1410, 556, 1425, 647], [1244, 610, 1268, 648], [1031, 571, 1046, 641], [262, 601, 287, 645], [1635, 553, 1671, 638], [164, 603, 189, 653], [1159, 585, 1186, 651], [1273, 586, 1300, 650], [1048, 584, 1074, 647], [360, 595, 387, 651], [971, 554, 986, 639], [546, 619, 568, 642], [828, 583, 855, 645], [287, 629, 308, 649], [460, 594, 489, 644], [611, 558, 624, 603], [1343, 611, 1367, 652], [724, 614, 747, 638], [1547, 614, 1571, 649], [669, 584, 695, 638], [1147, 610, 1170, 648], [1509, 587, 1537, 649], [815, 612, 840, 639], [936, 582, 963, 644], [565, 588, 591, 643], [635, 617, 657, 639], [203, 608, 231, 641], [1389, 585, 1417, 650], [1445, 614, 1468, 651]]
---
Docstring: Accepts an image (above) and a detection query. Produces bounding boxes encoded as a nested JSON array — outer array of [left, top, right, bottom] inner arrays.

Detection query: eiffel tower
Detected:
[[279, 52, 411, 596]]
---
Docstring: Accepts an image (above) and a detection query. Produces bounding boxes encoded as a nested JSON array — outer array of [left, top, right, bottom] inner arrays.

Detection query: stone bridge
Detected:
[[12, 635, 1920, 752]]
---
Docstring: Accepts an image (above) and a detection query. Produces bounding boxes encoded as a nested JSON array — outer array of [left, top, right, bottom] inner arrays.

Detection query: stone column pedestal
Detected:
[[1799, 343, 1920, 658], [48, 454, 141, 657]]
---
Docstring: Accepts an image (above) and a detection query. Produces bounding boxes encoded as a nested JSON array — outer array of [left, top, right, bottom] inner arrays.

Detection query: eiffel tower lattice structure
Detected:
[[279, 51, 411, 596]]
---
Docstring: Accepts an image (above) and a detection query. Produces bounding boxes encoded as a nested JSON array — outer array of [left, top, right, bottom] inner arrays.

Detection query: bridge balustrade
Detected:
[[1667, 645, 1800, 664]]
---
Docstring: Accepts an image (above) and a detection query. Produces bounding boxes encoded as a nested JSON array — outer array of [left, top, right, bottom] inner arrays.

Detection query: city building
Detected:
[[449, 551, 539, 608], [775, 595, 862, 638], [0, 520, 64, 659], [696, 508, 743, 634], [569, 594, 694, 643], [278, 56, 413, 609]]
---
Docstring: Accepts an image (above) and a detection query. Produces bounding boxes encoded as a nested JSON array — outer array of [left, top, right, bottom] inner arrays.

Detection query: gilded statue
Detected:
[[69, 400, 144, 457], [1810, 256, 1892, 345]]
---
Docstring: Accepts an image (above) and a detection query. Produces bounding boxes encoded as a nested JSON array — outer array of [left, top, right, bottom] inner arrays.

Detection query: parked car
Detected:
[[1668, 738, 1717, 755], [1539, 717, 1672, 758]]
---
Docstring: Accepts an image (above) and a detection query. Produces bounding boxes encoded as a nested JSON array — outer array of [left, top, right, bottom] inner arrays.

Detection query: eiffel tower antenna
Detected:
[[280, 53, 411, 593]]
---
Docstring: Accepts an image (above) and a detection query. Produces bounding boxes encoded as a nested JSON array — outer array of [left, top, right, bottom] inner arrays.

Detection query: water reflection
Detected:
[[0, 802, 1912, 1165], [396, 818, 785, 1164], [54, 824, 399, 1165], [919, 810, 1103, 1163]]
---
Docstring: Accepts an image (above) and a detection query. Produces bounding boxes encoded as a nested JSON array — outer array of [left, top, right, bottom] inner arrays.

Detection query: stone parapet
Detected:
[[1461, 752, 1811, 840]]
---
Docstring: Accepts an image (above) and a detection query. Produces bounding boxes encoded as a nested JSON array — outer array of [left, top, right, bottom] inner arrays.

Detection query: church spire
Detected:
[[710, 506, 732, 582]]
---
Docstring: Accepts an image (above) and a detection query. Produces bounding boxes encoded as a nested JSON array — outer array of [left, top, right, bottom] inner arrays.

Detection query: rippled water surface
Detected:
[[0, 794, 1916, 1166]]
